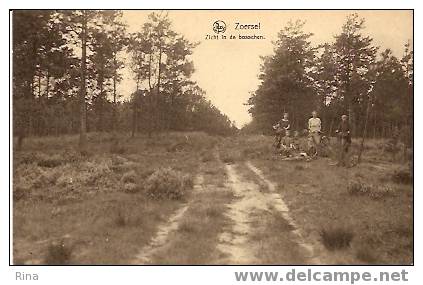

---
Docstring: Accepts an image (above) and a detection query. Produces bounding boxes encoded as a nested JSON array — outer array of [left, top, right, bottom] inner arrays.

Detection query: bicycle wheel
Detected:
[[321, 136, 330, 146], [307, 146, 317, 158], [273, 136, 280, 149], [319, 136, 332, 157]]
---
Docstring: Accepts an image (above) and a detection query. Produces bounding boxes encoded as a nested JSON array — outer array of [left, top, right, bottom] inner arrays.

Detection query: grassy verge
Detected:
[[13, 132, 216, 264], [235, 135, 413, 265]]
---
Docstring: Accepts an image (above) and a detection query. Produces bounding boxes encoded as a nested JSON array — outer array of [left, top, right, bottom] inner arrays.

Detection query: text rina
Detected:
[[16, 272, 39, 281]]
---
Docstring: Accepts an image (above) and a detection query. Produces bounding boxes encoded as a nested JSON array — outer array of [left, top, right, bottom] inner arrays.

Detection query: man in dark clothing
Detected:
[[335, 115, 351, 166]]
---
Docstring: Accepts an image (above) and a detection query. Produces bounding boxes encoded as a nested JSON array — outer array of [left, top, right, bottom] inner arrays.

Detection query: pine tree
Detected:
[[332, 13, 378, 135], [248, 20, 317, 132]]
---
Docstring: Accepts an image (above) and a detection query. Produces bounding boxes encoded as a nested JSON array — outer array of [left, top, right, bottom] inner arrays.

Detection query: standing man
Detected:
[[308, 110, 322, 145], [335, 114, 351, 166]]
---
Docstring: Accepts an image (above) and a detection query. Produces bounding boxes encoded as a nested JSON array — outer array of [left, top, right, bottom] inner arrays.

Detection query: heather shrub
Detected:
[[242, 144, 272, 159], [33, 169, 61, 188], [45, 241, 73, 265], [347, 181, 396, 200], [145, 167, 193, 200], [392, 169, 412, 185], [123, 182, 139, 193], [56, 159, 112, 187], [220, 151, 238, 164], [78, 160, 112, 186], [115, 210, 128, 227], [356, 245, 378, 263], [61, 149, 81, 163], [201, 151, 215, 162], [15, 162, 62, 190], [37, 153, 63, 168], [16, 152, 38, 165], [110, 140, 128, 154], [167, 141, 192, 152], [369, 185, 396, 200], [13, 185, 30, 201], [121, 170, 137, 184], [320, 227, 354, 250], [56, 173, 74, 188], [295, 165, 305, 171], [110, 156, 137, 173], [347, 181, 371, 196]]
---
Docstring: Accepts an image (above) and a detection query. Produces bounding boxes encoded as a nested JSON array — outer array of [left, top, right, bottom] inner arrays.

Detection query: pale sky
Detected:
[[119, 10, 413, 127]]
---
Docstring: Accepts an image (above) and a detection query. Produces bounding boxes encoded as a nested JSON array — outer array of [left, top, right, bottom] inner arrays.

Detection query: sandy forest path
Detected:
[[132, 150, 323, 265], [215, 162, 321, 264]]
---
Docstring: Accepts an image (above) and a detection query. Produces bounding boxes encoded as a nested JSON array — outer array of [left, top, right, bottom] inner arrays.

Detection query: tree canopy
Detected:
[[246, 13, 413, 140], [13, 10, 235, 151]]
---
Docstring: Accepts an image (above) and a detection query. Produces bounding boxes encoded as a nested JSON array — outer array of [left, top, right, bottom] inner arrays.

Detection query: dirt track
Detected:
[[133, 158, 323, 265]]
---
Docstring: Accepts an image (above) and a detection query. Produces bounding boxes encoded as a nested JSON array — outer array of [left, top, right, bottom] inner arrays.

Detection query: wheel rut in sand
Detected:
[[131, 173, 206, 264], [245, 161, 322, 264], [215, 164, 262, 264], [131, 204, 189, 264], [216, 162, 322, 264]]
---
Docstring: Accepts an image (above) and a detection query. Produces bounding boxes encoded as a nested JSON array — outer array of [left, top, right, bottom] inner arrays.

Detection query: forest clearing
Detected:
[[13, 132, 412, 265]]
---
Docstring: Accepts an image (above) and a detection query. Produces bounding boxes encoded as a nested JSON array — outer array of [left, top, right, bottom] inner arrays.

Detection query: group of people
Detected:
[[273, 110, 352, 166]]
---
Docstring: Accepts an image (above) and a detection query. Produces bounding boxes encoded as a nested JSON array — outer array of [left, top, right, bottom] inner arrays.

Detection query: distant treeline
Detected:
[[244, 15, 413, 144], [13, 10, 236, 151]]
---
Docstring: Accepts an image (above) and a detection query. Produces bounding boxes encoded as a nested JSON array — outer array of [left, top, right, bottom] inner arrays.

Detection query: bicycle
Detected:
[[306, 131, 331, 158]]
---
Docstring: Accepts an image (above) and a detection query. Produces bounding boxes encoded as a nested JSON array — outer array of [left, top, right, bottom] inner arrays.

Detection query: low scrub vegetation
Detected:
[[115, 210, 128, 227], [145, 167, 193, 200], [110, 140, 129, 154], [294, 165, 305, 171], [320, 227, 354, 251], [355, 245, 377, 263], [123, 182, 139, 193], [347, 181, 396, 200], [221, 153, 236, 164], [37, 154, 64, 168], [121, 170, 137, 184], [201, 151, 215, 162], [44, 241, 73, 265], [241, 144, 273, 159], [392, 169, 412, 185]]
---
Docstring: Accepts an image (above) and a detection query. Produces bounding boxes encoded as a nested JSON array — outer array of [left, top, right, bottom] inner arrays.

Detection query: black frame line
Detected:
[[8, 8, 415, 267]]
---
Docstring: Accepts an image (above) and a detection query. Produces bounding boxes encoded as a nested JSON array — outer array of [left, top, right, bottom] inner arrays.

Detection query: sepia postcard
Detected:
[[11, 10, 413, 268]]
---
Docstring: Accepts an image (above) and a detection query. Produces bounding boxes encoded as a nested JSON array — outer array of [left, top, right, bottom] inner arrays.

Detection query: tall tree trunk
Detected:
[[38, 73, 42, 97], [55, 108, 60, 136], [79, 12, 88, 153], [147, 53, 153, 137], [131, 93, 137, 138], [45, 68, 50, 97], [17, 35, 39, 149], [345, 57, 355, 136], [157, 45, 162, 131], [372, 110, 377, 139], [358, 94, 372, 163], [112, 55, 117, 133], [132, 74, 141, 138], [99, 82, 103, 132]]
